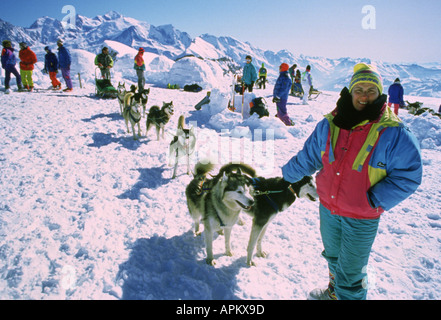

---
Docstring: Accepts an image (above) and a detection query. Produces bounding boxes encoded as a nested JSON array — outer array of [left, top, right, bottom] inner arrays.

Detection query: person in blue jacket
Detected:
[[282, 63, 422, 300], [387, 78, 404, 115], [57, 39, 73, 92], [1, 40, 23, 93], [242, 55, 257, 93], [273, 63, 293, 126]]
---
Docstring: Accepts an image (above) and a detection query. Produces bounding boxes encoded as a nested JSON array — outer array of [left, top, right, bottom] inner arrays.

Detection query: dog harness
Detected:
[[250, 178, 297, 213]]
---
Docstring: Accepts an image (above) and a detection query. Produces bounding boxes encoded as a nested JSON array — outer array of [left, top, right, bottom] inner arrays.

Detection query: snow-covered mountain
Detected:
[[1, 11, 441, 97]]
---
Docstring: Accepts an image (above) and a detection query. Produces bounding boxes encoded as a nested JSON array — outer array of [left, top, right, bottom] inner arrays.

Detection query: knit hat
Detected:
[[349, 63, 383, 94], [280, 63, 289, 72], [139, 47, 145, 52], [2, 40, 12, 48], [44, 46, 50, 51]]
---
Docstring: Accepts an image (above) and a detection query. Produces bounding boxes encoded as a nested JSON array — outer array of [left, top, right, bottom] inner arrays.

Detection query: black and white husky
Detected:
[[169, 115, 196, 179], [245, 175, 318, 266], [146, 102, 174, 140], [117, 82, 127, 115], [123, 92, 142, 140], [186, 162, 256, 266]]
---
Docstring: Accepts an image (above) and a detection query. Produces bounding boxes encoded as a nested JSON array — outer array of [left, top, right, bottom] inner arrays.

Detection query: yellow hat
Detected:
[[349, 63, 383, 94]]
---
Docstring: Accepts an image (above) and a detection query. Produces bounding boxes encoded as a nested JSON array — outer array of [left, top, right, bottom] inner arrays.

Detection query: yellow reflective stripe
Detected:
[[368, 166, 387, 186]]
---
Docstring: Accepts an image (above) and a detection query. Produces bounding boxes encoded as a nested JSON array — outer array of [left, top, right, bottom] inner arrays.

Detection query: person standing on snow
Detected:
[[18, 42, 37, 92], [242, 55, 257, 93], [95, 47, 114, 80], [282, 63, 422, 300], [57, 39, 73, 92], [387, 78, 404, 115], [44, 46, 61, 90], [288, 64, 297, 93], [301, 65, 312, 104], [273, 63, 294, 126], [1, 40, 23, 93], [258, 63, 267, 89], [134, 47, 146, 90]]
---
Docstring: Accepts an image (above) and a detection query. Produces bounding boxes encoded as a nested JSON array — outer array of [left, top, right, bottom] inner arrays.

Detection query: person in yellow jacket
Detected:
[[258, 63, 267, 89]]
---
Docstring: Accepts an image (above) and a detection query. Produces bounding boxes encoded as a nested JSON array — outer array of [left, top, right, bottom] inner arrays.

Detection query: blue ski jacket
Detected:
[[282, 106, 422, 219], [243, 63, 257, 85], [388, 82, 404, 105], [273, 71, 292, 100], [57, 45, 71, 69]]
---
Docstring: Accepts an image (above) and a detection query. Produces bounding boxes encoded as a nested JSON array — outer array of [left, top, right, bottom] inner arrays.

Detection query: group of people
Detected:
[[1, 39, 73, 93], [242, 54, 408, 128], [242, 55, 313, 126], [94, 45, 146, 91]]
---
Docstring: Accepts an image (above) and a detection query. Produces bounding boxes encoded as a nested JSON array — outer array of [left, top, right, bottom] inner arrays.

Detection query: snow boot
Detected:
[[307, 288, 337, 300], [5, 87, 10, 94], [308, 272, 338, 300]]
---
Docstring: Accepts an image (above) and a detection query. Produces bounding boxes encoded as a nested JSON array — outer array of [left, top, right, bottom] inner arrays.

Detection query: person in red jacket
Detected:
[[19, 42, 37, 91]]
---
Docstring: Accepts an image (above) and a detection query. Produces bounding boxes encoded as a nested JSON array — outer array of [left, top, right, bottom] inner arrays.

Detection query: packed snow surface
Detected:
[[1, 80, 440, 300]]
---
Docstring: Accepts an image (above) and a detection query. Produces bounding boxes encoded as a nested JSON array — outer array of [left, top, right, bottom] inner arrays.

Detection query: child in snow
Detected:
[[19, 42, 37, 91], [282, 63, 422, 300], [57, 39, 73, 92], [44, 46, 61, 90], [273, 63, 294, 126], [134, 47, 146, 90], [1, 40, 23, 93]]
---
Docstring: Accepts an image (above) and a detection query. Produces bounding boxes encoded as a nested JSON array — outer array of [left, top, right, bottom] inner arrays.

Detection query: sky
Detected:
[[1, 0, 440, 63]]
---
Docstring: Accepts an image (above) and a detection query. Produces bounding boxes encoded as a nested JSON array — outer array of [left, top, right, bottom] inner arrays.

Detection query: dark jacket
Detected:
[[44, 50, 59, 72]]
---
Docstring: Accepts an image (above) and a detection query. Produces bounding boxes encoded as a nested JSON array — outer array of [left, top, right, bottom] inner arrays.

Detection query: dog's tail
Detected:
[[124, 92, 135, 108], [194, 161, 216, 177], [177, 115, 185, 130]]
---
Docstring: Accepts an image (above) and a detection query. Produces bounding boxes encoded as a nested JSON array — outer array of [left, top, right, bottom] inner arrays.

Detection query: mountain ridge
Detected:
[[1, 11, 440, 97]]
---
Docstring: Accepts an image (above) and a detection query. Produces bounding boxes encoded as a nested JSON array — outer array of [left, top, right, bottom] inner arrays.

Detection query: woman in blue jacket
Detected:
[[282, 63, 422, 300]]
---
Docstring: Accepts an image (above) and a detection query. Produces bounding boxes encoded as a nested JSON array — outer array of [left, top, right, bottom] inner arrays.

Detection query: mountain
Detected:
[[1, 11, 441, 97]]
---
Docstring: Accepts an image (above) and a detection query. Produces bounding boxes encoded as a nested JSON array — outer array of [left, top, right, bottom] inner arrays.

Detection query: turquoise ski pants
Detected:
[[319, 203, 380, 300]]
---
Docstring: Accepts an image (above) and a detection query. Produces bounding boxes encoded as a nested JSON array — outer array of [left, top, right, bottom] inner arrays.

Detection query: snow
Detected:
[[1, 72, 441, 301]]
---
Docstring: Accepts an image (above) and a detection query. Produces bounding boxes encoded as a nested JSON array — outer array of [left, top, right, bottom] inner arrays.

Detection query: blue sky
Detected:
[[1, 0, 440, 63]]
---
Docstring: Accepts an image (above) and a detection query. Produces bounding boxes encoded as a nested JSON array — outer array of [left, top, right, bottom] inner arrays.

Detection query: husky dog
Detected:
[[245, 175, 318, 266], [169, 115, 196, 178], [123, 92, 142, 140], [128, 85, 150, 117], [186, 162, 256, 266], [117, 82, 127, 114], [146, 101, 174, 140]]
